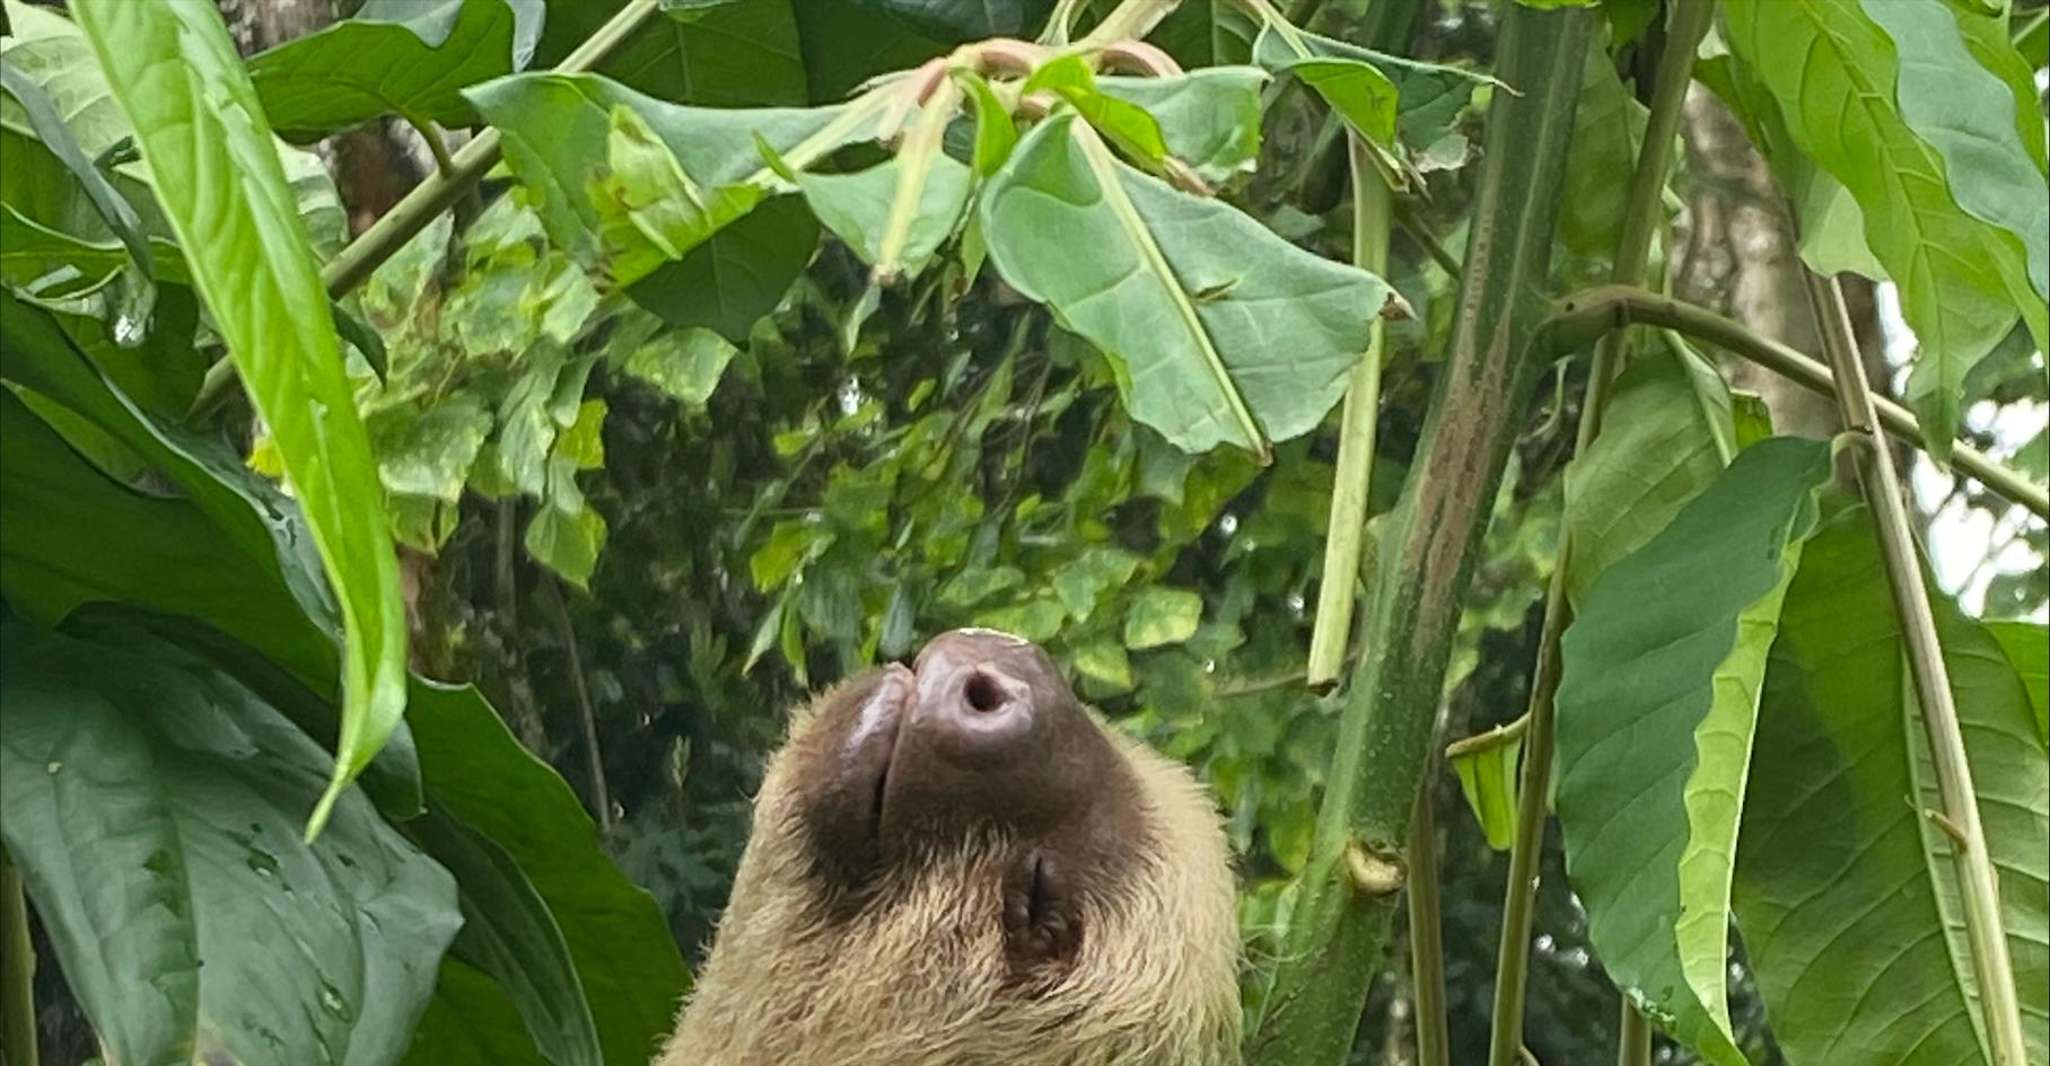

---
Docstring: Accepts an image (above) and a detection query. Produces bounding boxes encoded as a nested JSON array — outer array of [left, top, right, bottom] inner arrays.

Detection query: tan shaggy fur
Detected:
[[654, 683, 1242, 1066]]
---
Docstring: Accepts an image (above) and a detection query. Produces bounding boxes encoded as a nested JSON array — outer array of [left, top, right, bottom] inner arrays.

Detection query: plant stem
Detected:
[[1805, 271, 2029, 1066], [1618, 1001, 1651, 1066], [1408, 785, 1449, 1066], [1306, 134, 1391, 689], [1248, 9, 1594, 1064], [0, 845, 36, 1066], [188, 0, 663, 418], [544, 576, 614, 835], [1539, 286, 2049, 519], [1076, 0, 1182, 44], [1487, 5, 1711, 1061]]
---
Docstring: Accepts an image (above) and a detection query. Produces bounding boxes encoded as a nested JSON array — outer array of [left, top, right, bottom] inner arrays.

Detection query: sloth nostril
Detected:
[[963, 670, 1007, 714]]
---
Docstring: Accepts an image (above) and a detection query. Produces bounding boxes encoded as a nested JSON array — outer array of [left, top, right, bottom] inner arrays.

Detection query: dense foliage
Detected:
[[0, 1, 2044, 1065]]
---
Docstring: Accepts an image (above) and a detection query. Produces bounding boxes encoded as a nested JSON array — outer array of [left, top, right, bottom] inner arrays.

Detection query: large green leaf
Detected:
[[1736, 505, 2050, 1066], [537, 0, 807, 106], [1984, 620, 2048, 745], [1556, 38, 1647, 262], [406, 679, 691, 1066], [0, 0, 345, 257], [0, 296, 339, 687], [249, 0, 544, 142], [411, 804, 602, 1066], [979, 112, 1395, 460], [1721, 0, 2044, 460], [1562, 346, 1739, 606], [404, 960, 556, 1066], [1692, 51, 1884, 281], [75, 0, 408, 834], [1857, 0, 2048, 302], [1097, 68, 1266, 184], [0, 617, 461, 1066], [465, 71, 856, 336], [1556, 436, 1834, 1065]]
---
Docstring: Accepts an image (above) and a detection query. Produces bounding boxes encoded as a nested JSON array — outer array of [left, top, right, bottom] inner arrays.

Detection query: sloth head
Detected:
[[659, 628, 1242, 1066]]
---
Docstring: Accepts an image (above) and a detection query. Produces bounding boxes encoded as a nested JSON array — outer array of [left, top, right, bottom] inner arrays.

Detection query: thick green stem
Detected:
[[188, 0, 663, 418], [1247, 9, 1594, 1064], [1486, 7, 1712, 1060], [1618, 1001, 1651, 1066], [1408, 788, 1448, 1066], [1806, 272, 2029, 1066], [0, 846, 36, 1066], [1540, 286, 2048, 519], [1306, 135, 1391, 689]]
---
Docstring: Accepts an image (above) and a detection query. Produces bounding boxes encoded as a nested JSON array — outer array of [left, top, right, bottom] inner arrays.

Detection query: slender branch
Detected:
[[1540, 286, 2049, 519], [1250, 9, 1594, 1063], [1307, 135, 1392, 688], [188, 0, 663, 419], [1806, 271, 2029, 1066], [1486, 6, 1713, 1062], [544, 576, 614, 834], [1408, 784, 1449, 1066], [0, 845, 37, 1066], [1618, 1000, 1651, 1066]]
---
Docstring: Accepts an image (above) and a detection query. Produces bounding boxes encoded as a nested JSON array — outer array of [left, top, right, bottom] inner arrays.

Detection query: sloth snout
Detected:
[[910, 628, 1062, 766]]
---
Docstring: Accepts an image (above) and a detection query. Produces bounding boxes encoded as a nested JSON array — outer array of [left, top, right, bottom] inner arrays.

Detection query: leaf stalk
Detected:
[[1305, 134, 1391, 688], [0, 846, 35, 1066], [1538, 286, 2048, 519], [1805, 270, 2029, 1066]]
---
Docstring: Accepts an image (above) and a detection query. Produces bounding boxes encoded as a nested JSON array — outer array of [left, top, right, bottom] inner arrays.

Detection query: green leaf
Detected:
[[938, 564, 1025, 608], [0, 60, 153, 280], [792, 154, 971, 279], [526, 480, 608, 590], [0, 0, 346, 258], [1736, 505, 2050, 1066], [465, 71, 860, 335], [248, 0, 542, 142], [0, 617, 461, 1066], [539, 0, 806, 107], [75, 0, 408, 837], [1097, 68, 1266, 184], [974, 595, 1067, 642], [1123, 586, 1205, 649], [1984, 620, 2048, 745], [0, 296, 341, 718], [1251, 26, 1497, 152], [1071, 638, 1136, 694], [954, 68, 1017, 176], [409, 804, 602, 1066], [1556, 436, 1834, 1065], [404, 679, 690, 1066], [1562, 347, 1740, 606], [1254, 31, 1400, 146], [1051, 546, 1141, 621], [1858, 0, 2048, 302], [1450, 727, 1524, 851], [403, 959, 553, 1066], [591, 102, 765, 289], [369, 395, 494, 504], [1722, 0, 2044, 460], [979, 112, 1394, 460], [1056, 82, 1170, 167], [619, 325, 737, 405], [1556, 40, 1647, 261], [1692, 54, 1886, 281]]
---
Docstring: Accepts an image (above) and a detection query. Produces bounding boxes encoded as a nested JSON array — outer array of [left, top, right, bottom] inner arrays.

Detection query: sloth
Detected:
[[655, 628, 1242, 1066]]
